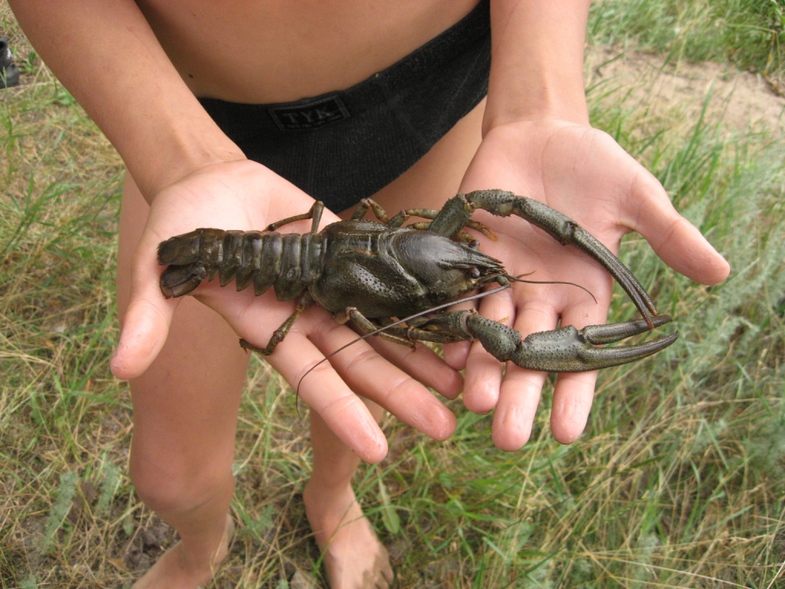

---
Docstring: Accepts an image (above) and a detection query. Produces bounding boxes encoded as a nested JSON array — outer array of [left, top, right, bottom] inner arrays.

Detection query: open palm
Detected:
[[448, 120, 730, 450], [111, 160, 460, 462]]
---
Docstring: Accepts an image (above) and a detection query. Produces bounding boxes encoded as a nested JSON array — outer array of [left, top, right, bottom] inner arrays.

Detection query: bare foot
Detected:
[[303, 483, 393, 589], [132, 516, 234, 589]]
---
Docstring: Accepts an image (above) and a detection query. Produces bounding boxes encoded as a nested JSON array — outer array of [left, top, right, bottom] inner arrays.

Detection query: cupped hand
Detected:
[[446, 120, 730, 450], [110, 159, 460, 462]]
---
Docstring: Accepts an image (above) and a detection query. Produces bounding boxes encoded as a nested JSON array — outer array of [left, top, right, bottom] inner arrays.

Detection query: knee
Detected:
[[129, 452, 234, 516]]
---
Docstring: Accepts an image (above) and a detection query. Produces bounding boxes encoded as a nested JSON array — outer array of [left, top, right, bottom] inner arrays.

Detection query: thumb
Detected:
[[111, 252, 178, 380], [630, 172, 731, 285]]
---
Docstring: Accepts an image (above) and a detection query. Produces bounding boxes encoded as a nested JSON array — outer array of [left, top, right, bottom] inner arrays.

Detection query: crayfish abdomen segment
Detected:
[[157, 228, 322, 301]]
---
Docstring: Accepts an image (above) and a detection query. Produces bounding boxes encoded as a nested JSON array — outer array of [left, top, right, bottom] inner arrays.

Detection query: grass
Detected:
[[588, 0, 785, 79], [2, 2, 784, 588]]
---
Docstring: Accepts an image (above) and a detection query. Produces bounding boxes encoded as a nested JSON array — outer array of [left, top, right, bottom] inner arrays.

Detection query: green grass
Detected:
[[589, 0, 785, 78], [2, 2, 784, 588]]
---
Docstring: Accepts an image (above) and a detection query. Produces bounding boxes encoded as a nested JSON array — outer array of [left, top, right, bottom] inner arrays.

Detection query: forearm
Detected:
[[484, 0, 591, 131], [9, 0, 243, 201]]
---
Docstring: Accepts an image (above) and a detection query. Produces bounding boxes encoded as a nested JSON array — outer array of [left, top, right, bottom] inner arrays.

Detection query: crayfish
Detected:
[[157, 190, 678, 373]]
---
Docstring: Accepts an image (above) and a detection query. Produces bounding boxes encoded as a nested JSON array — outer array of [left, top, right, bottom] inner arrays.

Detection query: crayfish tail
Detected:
[[159, 264, 208, 298]]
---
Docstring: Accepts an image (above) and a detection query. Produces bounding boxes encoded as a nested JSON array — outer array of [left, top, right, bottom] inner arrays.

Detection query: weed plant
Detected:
[[1, 2, 784, 588]]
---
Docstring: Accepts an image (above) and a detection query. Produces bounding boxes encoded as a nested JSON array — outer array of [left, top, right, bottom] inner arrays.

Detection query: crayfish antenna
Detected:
[[506, 273, 598, 304]]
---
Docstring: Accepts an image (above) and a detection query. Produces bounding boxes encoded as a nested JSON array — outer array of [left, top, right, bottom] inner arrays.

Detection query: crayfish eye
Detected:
[[469, 267, 481, 279]]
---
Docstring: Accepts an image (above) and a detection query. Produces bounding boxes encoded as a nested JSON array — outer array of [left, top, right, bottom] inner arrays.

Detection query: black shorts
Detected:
[[199, 0, 490, 212]]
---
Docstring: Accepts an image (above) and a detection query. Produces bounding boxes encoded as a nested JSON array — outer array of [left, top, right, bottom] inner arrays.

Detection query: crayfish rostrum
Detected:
[[157, 190, 677, 372]]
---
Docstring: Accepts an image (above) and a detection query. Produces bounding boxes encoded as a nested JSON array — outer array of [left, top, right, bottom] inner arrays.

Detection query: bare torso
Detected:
[[136, 0, 480, 103]]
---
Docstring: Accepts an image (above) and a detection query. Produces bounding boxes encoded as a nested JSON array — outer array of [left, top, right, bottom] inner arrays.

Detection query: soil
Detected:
[[124, 517, 176, 574], [586, 46, 785, 137]]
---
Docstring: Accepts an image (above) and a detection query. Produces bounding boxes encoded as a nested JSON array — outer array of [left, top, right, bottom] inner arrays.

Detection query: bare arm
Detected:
[[8, 0, 243, 200], [484, 0, 591, 129]]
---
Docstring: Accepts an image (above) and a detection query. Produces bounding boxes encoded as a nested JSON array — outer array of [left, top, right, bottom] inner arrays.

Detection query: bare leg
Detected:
[[120, 98, 482, 588], [303, 100, 484, 588], [118, 173, 249, 589], [304, 405, 393, 589]]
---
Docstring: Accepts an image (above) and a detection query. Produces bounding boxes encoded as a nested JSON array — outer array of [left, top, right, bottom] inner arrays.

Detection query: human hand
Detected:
[[110, 159, 460, 462], [446, 120, 730, 450]]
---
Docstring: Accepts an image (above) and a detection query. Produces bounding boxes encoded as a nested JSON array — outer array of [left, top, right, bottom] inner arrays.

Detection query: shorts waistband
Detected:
[[198, 0, 490, 210], [199, 0, 490, 139]]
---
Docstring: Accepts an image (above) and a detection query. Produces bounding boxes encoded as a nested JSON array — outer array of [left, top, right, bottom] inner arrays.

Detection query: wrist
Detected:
[[129, 113, 247, 203], [483, 0, 591, 133], [482, 89, 590, 134]]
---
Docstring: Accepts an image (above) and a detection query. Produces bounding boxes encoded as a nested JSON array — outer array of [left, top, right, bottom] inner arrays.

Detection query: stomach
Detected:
[[136, 0, 480, 103]]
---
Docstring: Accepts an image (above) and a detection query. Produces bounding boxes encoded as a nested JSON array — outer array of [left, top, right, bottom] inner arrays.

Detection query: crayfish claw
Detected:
[[579, 314, 673, 344], [457, 312, 678, 373], [508, 319, 678, 373]]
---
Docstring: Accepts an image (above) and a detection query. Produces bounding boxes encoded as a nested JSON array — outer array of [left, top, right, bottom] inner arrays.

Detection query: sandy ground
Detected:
[[587, 46, 785, 137]]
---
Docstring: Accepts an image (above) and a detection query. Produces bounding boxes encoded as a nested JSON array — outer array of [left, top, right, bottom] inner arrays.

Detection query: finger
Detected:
[[194, 292, 392, 461], [545, 283, 610, 444], [489, 299, 556, 450], [305, 311, 457, 441], [366, 335, 464, 400], [549, 371, 597, 444], [111, 296, 177, 380], [462, 287, 516, 414], [492, 370, 546, 451], [629, 172, 730, 285], [442, 340, 472, 371], [264, 332, 390, 463]]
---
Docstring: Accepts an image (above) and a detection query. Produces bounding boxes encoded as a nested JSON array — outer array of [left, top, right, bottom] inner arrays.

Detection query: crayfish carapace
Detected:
[[157, 190, 678, 373]]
